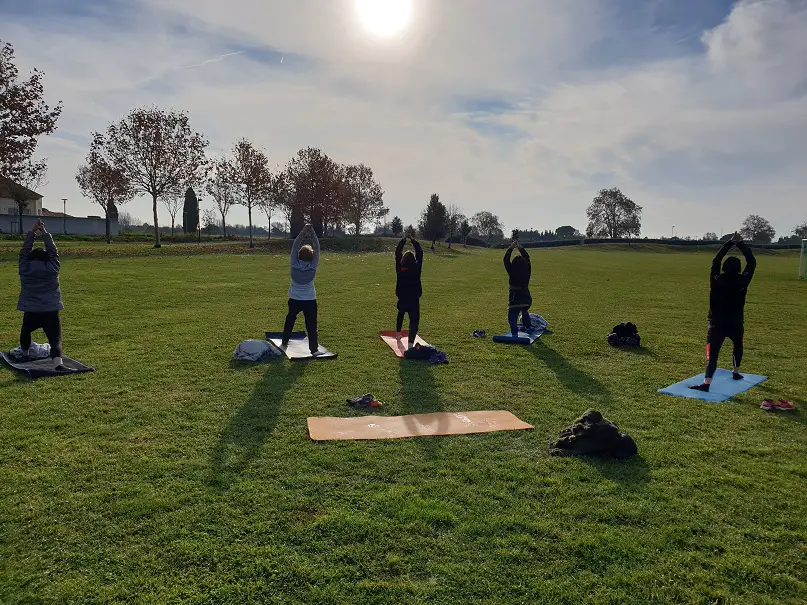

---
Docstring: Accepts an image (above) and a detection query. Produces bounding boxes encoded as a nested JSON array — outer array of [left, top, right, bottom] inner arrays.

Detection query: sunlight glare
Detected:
[[355, 0, 413, 37]]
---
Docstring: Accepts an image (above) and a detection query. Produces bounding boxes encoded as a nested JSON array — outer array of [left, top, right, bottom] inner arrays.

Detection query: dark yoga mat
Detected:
[[1, 351, 95, 379]]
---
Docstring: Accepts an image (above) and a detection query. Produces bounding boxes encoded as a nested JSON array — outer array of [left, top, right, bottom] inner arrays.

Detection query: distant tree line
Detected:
[[3, 40, 805, 248]]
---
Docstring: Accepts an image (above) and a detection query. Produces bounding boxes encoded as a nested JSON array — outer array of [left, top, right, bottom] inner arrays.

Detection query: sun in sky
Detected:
[[355, 0, 413, 37]]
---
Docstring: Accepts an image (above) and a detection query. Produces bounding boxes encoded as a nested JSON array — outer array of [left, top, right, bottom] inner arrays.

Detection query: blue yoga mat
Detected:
[[658, 369, 767, 402]]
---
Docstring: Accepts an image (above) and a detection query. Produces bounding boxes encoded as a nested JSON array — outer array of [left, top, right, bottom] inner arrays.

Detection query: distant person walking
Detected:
[[17, 219, 67, 371], [690, 232, 756, 392], [281, 224, 322, 356], [394, 234, 424, 349], [504, 238, 532, 336]]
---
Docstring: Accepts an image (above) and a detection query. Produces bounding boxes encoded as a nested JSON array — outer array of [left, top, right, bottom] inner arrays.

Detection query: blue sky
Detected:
[[2, 0, 805, 237]]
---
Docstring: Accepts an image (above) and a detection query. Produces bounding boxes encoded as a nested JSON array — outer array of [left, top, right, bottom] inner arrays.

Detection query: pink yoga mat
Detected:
[[378, 330, 431, 358]]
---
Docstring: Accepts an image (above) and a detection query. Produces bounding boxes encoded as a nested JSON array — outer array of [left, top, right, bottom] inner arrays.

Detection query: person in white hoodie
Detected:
[[281, 224, 321, 355]]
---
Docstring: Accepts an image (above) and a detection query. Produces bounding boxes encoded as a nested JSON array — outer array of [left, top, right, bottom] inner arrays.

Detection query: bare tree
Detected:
[[343, 164, 386, 236], [91, 107, 208, 247], [162, 195, 182, 236], [445, 204, 463, 249], [225, 139, 273, 248], [206, 159, 235, 237], [76, 143, 135, 242], [202, 208, 218, 234], [0, 40, 62, 179]]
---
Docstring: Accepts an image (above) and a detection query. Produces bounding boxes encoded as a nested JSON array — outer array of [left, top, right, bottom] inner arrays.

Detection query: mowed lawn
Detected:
[[1, 244, 805, 604]]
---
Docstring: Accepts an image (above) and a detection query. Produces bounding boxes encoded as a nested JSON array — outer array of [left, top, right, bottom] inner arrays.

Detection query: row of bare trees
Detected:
[[73, 107, 388, 246]]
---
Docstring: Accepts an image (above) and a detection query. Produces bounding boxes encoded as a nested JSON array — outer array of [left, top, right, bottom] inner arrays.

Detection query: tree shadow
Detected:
[[580, 455, 651, 491], [399, 359, 445, 455], [530, 341, 613, 406], [209, 363, 305, 491]]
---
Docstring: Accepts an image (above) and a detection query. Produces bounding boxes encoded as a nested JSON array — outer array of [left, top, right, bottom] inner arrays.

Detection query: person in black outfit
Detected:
[[504, 238, 532, 335], [395, 235, 423, 350], [690, 232, 756, 392]]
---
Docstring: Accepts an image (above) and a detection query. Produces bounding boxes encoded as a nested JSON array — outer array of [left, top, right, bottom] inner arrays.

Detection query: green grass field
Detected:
[[1, 244, 805, 604]]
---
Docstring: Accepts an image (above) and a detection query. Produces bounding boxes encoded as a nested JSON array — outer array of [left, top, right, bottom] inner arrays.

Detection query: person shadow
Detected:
[[399, 358, 445, 454], [209, 362, 305, 491], [530, 341, 613, 407]]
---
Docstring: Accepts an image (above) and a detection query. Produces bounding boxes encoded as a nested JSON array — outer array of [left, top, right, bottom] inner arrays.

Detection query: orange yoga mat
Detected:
[[307, 410, 534, 441], [378, 330, 431, 358]]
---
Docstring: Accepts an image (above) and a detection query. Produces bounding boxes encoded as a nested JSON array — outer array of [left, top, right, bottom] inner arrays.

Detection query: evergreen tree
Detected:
[[183, 187, 199, 234]]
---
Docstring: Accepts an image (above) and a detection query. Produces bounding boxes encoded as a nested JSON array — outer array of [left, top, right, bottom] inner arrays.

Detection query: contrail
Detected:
[[181, 51, 245, 70]]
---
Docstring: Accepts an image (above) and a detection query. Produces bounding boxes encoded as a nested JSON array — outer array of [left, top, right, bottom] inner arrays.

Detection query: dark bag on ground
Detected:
[[549, 410, 637, 459], [607, 322, 640, 347]]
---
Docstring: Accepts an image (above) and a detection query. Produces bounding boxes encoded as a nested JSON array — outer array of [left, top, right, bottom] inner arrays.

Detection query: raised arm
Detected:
[[504, 246, 514, 269], [519, 246, 530, 264], [711, 240, 733, 279], [395, 237, 405, 270], [19, 229, 36, 268], [40, 228, 60, 272], [290, 230, 304, 265], [310, 228, 320, 269], [411, 237, 423, 264], [737, 240, 756, 282]]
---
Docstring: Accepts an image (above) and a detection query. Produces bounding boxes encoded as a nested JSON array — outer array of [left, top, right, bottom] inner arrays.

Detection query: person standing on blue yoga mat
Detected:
[[16, 219, 68, 371], [281, 224, 321, 356], [690, 232, 756, 393], [395, 234, 423, 350], [504, 237, 532, 336]]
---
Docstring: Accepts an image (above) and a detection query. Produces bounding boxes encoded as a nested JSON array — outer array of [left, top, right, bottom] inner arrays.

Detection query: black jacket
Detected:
[[504, 246, 531, 289], [395, 238, 423, 299], [709, 241, 756, 327]]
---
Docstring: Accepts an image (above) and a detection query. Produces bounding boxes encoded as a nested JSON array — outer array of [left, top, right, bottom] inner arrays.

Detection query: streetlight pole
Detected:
[[62, 198, 67, 235], [672, 225, 675, 239]]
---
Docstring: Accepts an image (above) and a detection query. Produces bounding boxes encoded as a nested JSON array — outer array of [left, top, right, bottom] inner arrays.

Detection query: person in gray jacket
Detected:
[[17, 219, 67, 370], [281, 224, 321, 355]]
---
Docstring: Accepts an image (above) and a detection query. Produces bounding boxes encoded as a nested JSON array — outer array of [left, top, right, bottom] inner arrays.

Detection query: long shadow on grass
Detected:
[[399, 359, 445, 455], [210, 362, 305, 490], [580, 456, 650, 490], [617, 346, 655, 357], [530, 341, 613, 406]]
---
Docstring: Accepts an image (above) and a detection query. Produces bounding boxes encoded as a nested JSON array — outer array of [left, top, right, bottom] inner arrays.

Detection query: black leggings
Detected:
[[706, 324, 743, 379], [282, 299, 318, 353], [20, 311, 63, 358], [396, 299, 420, 344], [508, 307, 532, 335]]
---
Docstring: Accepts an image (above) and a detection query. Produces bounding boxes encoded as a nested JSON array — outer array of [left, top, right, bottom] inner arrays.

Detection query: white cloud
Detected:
[[4, 0, 806, 237]]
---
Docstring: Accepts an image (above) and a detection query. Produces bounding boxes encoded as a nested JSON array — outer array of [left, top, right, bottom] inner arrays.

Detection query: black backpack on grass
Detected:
[[607, 322, 640, 347]]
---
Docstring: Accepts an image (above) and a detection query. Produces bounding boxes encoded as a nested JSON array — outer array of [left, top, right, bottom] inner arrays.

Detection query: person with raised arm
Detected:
[[690, 232, 757, 392], [281, 224, 321, 356], [17, 219, 67, 370], [504, 237, 532, 336], [394, 234, 424, 350]]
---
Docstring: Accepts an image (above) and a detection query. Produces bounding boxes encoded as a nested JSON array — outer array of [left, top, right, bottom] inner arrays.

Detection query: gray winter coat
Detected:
[[18, 231, 64, 312]]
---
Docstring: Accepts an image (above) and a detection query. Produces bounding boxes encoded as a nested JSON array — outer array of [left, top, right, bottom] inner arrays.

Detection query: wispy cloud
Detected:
[[180, 51, 245, 70]]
